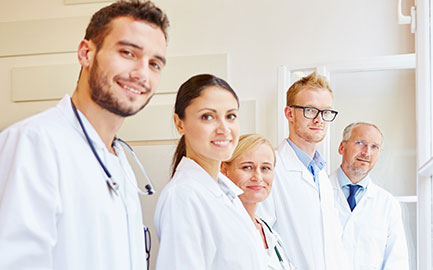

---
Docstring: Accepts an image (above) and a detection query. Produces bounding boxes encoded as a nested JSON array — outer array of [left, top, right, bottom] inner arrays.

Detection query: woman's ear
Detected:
[[220, 163, 228, 176], [173, 114, 184, 135]]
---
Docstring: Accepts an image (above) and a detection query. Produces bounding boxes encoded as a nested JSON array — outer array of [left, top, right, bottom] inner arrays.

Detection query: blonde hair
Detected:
[[286, 71, 333, 106], [224, 134, 276, 166]]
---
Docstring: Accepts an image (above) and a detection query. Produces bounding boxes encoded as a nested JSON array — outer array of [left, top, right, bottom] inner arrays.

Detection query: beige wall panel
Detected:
[[64, 0, 111, 5], [158, 54, 228, 93], [12, 64, 79, 102], [0, 17, 89, 57], [118, 98, 256, 142]]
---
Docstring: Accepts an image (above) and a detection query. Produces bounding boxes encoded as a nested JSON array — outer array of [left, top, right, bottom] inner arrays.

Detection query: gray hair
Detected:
[[342, 122, 383, 142]]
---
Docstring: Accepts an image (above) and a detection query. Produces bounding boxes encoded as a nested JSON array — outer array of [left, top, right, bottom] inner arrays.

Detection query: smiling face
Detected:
[[286, 88, 333, 151], [82, 16, 167, 117], [222, 143, 275, 204], [339, 124, 383, 183], [174, 86, 240, 169]]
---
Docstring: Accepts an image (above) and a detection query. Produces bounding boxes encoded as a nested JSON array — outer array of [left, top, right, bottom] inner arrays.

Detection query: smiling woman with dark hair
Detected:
[[154, 74, 267, 270]]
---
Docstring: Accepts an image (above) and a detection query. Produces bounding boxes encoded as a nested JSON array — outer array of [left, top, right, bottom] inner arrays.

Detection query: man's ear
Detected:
[[173, 114, 184, 135], [338, 141, 345, 155], [77, 39, 95, 68], [284, 106, 294, 123]]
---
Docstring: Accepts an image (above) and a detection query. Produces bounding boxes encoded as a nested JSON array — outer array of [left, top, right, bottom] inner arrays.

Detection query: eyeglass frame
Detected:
[[289, 105, 338, 122]]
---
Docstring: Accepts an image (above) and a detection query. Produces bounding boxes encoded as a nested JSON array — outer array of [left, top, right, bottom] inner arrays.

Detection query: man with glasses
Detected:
[[329, 122, 409, 269], [0, 1, 168, 269], [258, 72, 349, 270]]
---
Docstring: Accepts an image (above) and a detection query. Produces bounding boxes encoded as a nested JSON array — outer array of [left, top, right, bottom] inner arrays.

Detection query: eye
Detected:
[[120, 49, 134, 58], [261, 166, 273, 172], [322, 110, 331, 116], [150, 61, 161, 71], [201, 114, 214, 121], [371, 144, 380, 151], [355, 140, 363, 145], [241, 165, 253, 171], [226, 113, 237, 120]]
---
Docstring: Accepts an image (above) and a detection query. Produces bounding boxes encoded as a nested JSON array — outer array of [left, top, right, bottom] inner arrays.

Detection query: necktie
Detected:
[[347, 184, 361, 211]]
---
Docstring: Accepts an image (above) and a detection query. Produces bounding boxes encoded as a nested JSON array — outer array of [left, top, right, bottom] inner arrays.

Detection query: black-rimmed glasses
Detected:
[[290, 105, 338, 122]]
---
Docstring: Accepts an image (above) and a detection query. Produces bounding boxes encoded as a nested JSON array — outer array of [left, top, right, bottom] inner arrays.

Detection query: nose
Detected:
[[216, 119, 230, 135], [360, 144, 371, 156], [313, 112, 324, 124], [251, 169, 262, 182], [129, 59, 149, 83]]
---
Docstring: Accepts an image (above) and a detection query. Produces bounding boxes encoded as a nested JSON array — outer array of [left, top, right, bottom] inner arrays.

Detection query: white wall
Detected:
[[0, 0, 415, 269]]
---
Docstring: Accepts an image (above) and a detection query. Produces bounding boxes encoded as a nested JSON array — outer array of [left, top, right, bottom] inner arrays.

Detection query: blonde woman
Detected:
[[221, 134, 295, 270]]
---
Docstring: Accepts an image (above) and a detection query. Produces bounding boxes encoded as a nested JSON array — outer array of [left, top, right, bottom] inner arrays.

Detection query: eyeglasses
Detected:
[[290, 105, 338, 122]]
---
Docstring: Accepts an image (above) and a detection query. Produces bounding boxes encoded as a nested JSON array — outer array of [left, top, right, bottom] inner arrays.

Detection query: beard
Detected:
[[88, 57, 153, 117]]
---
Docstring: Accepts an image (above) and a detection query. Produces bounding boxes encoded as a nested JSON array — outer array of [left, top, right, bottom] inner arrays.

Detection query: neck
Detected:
[[72, 86, 124, 154], [341, 166, 366, 184], [187, 154, 220, 180], [288, 135, 316, 158]]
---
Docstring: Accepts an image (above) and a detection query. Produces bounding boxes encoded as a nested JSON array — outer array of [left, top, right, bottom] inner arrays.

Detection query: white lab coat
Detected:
[[0, 95, 146, 270], [154, 157, 267, 270], [329, 171, 409, 270], [258, 140, 350, 270]]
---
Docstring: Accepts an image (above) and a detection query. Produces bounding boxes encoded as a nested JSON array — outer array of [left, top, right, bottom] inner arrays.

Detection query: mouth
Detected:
[[247, 185, 264, 191], [211, 139, 231, 147], [356, 157, 370, 163], [118, 81, 147, 95]]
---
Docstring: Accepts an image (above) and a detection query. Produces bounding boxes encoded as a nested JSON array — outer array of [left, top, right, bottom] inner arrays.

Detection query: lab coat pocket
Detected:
[[358, 227, 387, 268]]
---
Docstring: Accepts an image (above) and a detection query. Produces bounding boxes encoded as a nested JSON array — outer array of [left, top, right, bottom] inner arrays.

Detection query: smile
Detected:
[[247, 185, 264, 191], [211, 140, 231, 146], [122, 84, 143, 95]]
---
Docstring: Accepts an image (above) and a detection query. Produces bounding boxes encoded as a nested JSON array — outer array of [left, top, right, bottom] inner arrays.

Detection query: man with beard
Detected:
[[258, 72, 350, 270], [329, 122, 409, 269], [0, 1, 168, 269]]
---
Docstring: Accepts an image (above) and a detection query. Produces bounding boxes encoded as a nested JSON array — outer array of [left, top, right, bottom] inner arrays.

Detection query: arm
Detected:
[[154, 186, 215, 270], [382, 199, 410, 270], [0, 127, 60, 269]]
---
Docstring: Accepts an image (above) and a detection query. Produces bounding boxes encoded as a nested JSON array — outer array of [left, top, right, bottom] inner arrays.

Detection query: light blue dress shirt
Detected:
[[287, 139, 326, 196], [337, 166, 370, 204]]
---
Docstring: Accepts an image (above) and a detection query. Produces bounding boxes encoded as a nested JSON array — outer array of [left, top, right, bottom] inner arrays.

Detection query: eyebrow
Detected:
[[198, 108, 238, 113], [117, 40, 166, 65]]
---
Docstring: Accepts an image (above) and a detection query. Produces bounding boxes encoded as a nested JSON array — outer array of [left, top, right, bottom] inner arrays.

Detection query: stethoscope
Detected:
[[260, 218, 297, 270], [71, 99, 154, 270], [71, 100, 155, 196]]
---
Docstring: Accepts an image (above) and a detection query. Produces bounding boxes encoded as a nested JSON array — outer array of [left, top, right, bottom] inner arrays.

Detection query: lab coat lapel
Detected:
[[175, 158, 243, 208], [352, 180, 377, 214], [277, 140, 317, 191], [57, 95, 107, 152], [329, 172, 351, 213]]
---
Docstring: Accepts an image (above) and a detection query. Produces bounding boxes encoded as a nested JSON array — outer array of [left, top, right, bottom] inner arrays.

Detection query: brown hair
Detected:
[[286, 71, 333, 106], [171, 74, 239, 177], [85, 0, 169, 50]]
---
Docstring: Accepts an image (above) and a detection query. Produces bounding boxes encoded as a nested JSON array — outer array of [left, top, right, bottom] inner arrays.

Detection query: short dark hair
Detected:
[[85, 0, 169, 49]]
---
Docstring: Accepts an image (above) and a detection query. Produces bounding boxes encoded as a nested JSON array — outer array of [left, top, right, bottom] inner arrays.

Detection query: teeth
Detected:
[[123, 85, 142, 94], [213, 140, 229, 145]]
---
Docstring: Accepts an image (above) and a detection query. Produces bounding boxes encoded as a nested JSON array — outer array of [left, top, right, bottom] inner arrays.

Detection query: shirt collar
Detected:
[[337, 166, 370, 189], [287, 138, 326, 170]]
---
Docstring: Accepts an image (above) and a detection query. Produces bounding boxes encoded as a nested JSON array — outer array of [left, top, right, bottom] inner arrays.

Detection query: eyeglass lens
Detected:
[[303, 107, 337, 122]]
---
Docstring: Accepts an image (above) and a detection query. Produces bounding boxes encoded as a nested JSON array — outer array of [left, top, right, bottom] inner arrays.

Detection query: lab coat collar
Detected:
[[57, 95, 108, 152], [176, 157, 244, 199], [277, 140, 317, 188]]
